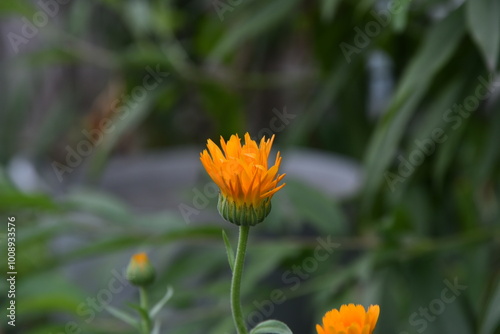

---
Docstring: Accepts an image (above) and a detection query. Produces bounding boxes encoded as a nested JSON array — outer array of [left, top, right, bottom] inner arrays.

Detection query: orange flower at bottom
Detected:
[[316, 304, 380, 334]]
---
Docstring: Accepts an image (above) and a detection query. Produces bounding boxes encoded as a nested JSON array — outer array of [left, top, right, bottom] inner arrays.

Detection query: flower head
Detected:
[[126, 252, 156, 287], [316, 304, 380, 334], [200, 133, 285, 226]]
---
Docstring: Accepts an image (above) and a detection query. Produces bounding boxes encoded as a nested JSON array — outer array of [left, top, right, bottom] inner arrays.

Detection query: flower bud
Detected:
[[126, 253, 155, 287]]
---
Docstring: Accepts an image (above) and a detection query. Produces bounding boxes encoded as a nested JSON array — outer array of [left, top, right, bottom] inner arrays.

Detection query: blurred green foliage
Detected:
[[1, 0, 499, 333]]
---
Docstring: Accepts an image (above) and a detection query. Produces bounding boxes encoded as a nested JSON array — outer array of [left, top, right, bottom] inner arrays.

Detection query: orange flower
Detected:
[[316, 304, 380, 334], [200, 133, 285, 226]]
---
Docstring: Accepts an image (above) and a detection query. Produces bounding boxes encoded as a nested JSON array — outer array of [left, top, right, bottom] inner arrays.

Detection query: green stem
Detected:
[[139, 287, 151, 334], [231, 225, 250, 334]]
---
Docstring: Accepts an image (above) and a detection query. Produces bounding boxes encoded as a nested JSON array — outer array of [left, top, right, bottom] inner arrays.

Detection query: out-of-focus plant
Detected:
[[105, 252, 173, 334]]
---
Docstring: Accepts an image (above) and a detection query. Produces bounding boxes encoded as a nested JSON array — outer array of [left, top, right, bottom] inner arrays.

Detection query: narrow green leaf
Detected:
[[62, 190, 134, 223], [198, 82, 245, 136], [0, 192, 57, 211], [0, 2, 34, 15], [150, 286, 174, 318], [362, 8, 465, 212], [321, 0, 342, 22], [250, 319, 293, 334], [243, 242, 300, 295], [480, 280, 500, 334], [222, 230, 235, 272], [392, 0, 411, 32], [17, 272, 86, 314], [285, 179, 345, 234], [151, 321, 162, 334], [129, 304, 152, 331], [433, 116, 467, 185], [473, 87, 500, 184], [125, 0, 152, 37], [209, 0, 300, 61], [466, 0, 500, 70], [354, 0, 377, 18], [105, 305, 139, 328]]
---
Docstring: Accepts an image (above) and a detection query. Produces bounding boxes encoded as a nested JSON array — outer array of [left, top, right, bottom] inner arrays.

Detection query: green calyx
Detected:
[[217, 194, 271, 226], [126, 259, 156, 287]]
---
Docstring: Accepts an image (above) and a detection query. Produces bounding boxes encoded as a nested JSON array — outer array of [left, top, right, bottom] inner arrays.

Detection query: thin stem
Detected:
[[231, 225, 250, 334], [139, 287, 151, 334]]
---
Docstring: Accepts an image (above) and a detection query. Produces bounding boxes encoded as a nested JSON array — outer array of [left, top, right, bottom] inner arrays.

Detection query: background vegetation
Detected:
[[1, 0, 499, 333]]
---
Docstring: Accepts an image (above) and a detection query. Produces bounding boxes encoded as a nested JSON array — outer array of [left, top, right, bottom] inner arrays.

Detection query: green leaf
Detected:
[[403, 74, 466, 189], [125, 0, 153, 37], [321, 0, 342, 22], [466, 0, 500, 70], [392, 0, 411, 32], [362, 8, 465, 212], [0, 2, 34, 15], [0, 192, 58, 211], [151, 321, 162, 334], [57, 226, 221, 264], [250, 320, 293, 334], [129, 304, 152, 331], [473, 87, 500, 184], [285, 179, 345, 234], [105, 305, 139, 328], [62, 190, 134, 223], [480, 280, 500, 334], [243, 242, 300, 295], [222, 230, 235, 272], [285, 61, 350, 146], [209, 0, 300, 61], [198, 82, 244, 136], [150, 286, 174, 318], [433, 116, 468, 185], [17, 271, 86, 315]]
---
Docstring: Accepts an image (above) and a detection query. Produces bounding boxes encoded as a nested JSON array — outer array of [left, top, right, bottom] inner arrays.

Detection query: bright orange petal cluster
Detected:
[[200, 133, 285, 207], [131, 253, 149, 267], [316, 304, 380, 334]]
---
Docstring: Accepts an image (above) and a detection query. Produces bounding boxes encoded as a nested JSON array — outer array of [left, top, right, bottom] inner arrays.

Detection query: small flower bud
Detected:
[[126, 253, 155, 287]]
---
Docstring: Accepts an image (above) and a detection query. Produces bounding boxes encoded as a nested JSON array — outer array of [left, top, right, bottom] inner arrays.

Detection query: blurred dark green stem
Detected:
[[231, 225, 249, 334], [139, 287, 151, 334]]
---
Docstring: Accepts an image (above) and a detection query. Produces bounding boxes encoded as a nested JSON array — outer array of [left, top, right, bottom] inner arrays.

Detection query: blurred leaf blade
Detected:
[[209, 0, 300, 61], [480, 280, 500, 334], [222, 230, 235, 272], [466, 0, 500, 70], [362, 7, 465, 212], [249, 320, 293, 334]]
